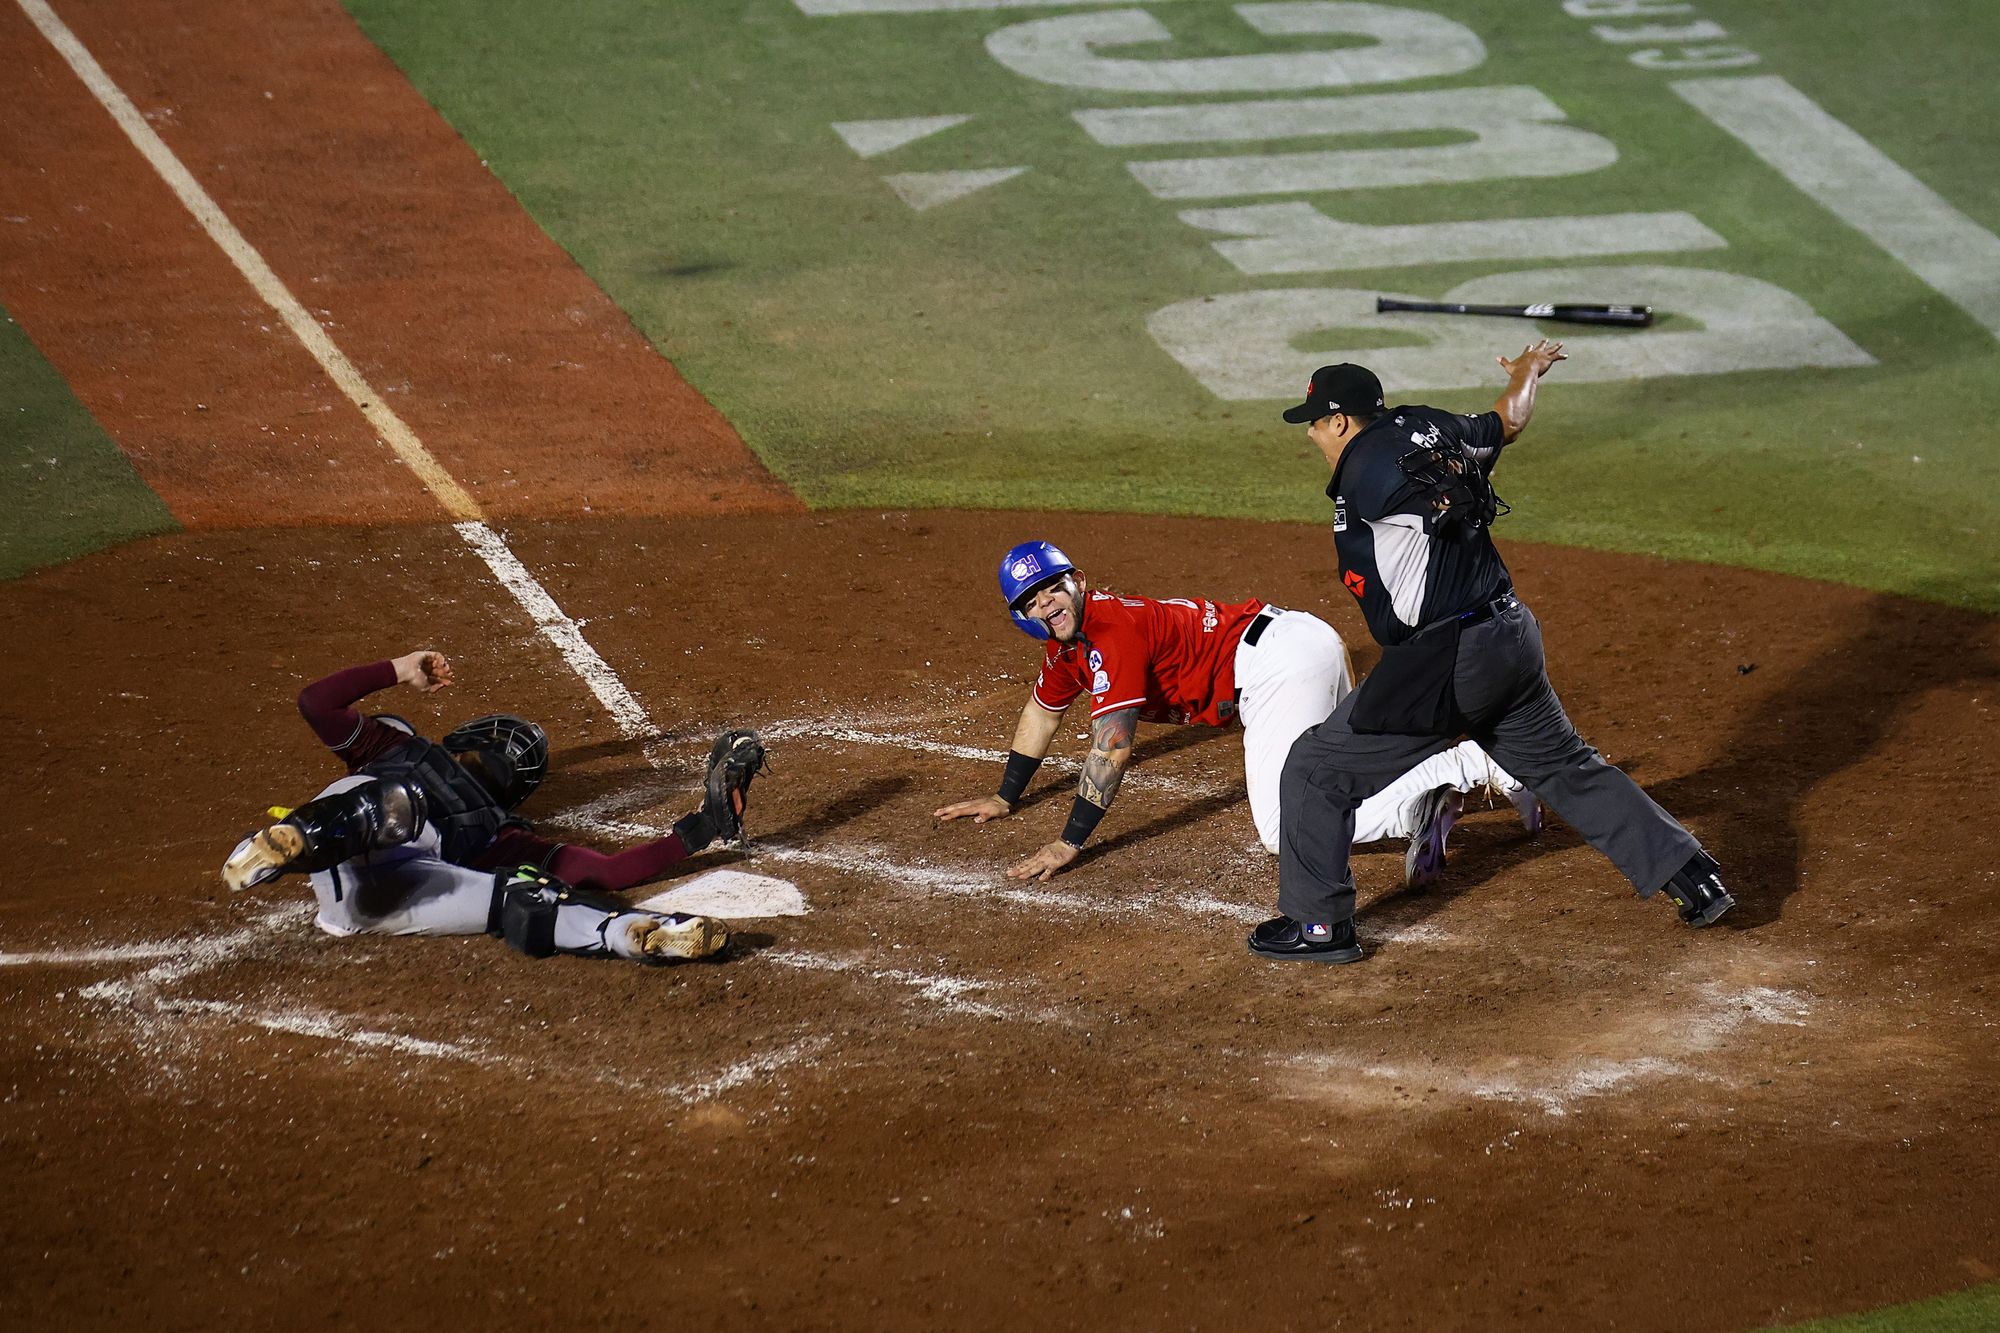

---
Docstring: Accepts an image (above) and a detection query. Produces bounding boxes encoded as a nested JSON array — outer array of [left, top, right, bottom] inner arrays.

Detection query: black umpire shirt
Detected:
[[1329, 405, 1512, 647]]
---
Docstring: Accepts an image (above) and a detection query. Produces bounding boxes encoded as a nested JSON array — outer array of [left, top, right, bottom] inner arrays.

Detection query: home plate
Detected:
[[634, 869, 809, 919]]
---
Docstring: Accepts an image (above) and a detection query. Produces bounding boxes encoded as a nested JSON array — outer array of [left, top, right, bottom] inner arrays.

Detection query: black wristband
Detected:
[[672, 810, 717, 854], [1060, 796, 1107, 849], [996, 750, 1043, 806]]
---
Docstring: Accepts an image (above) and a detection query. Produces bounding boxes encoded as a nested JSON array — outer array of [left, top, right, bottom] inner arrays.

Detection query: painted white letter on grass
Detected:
[[987, 2, 1483, 93], [1148, 267, 1873, 396], [1078, 86, 1617, 199], [1180, 202, 1725, 274]]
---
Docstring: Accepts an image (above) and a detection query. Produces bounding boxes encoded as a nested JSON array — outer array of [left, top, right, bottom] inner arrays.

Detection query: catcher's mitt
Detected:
[[703, 729, 766, 843]]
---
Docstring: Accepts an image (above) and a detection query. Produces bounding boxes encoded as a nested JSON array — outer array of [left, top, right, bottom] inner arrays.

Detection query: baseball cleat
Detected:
[[1509, 786, 1544, 837], [1247, 915, 1363, 964], [627, 912, 730, 963], [1663, 851, 1734, 927], [1403, 786, 1463, 889], [222, 823, 306, 891]]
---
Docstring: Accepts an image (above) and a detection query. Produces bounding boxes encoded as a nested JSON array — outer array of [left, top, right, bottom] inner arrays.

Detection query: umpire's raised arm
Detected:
[[1492, 339, 1567, 442]]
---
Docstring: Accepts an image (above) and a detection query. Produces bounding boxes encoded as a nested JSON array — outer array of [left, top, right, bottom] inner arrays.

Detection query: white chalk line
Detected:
[[0, 941, 191, 967], [16, 0, 655, 744], [154, 993, 823, 1107], [758, 715, 1233, 799], [1281, 984, 1813, 1117], [762, 947, 1067, 1024], [547, 785, 1451, 945], [656, 1037, 831, 1105], [15, 904, 825, 1106]]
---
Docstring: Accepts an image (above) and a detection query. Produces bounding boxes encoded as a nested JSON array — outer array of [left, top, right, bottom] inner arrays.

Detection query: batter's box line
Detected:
[[155, 994, 827, 1108], [1279, 982, 1812, 1117], [8, 903, 831, 1109], [761, 946, 1072, 1026], [752, 714, 1233, 799], [546, 791, 1454, 948]]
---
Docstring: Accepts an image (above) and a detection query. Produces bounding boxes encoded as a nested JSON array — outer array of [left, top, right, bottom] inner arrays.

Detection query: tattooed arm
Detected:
[[1076, 706, 1138, 809], [1007, 706, 1139, 883]]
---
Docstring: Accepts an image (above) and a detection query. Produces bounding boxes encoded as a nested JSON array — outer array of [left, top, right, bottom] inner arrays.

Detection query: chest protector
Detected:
[[1394, 435, 1507, 537], [360, 736, 509, 864]]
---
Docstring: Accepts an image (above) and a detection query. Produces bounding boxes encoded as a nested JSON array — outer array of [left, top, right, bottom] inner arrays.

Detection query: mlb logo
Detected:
[[1011, 555, 1042, 580], [1304, 922, 1330, 939]]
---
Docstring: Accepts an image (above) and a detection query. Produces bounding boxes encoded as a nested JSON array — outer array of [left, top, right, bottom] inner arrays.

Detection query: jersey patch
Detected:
[[1332, 496, 1348, 532], [1344, 569, 1367, 599], [1092, 670, 1111, 694]]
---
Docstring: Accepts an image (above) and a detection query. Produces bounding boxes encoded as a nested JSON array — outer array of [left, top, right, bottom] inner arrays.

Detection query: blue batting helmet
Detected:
[[998, 540, 1078, 640]]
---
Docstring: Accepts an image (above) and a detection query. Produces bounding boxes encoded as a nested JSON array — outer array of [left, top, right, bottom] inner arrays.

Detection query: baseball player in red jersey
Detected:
[[935, 543, 1539, 882], [220, 649, 763, 964]]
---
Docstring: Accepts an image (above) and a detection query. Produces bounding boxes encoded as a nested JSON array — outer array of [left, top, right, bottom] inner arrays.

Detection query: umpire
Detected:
[[1249, 344, 1733, 963]]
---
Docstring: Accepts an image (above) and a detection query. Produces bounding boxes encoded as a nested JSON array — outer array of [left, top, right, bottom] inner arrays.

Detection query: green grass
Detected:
[[1766, 1281, 2000, 1332], [337, 0, 2000, 614], [0, 306, 176, 580]]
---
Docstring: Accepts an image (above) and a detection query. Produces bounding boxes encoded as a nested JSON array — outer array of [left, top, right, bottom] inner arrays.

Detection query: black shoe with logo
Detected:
[[1247, 915, 1364, 964], [1664, 851, 1734, 927]]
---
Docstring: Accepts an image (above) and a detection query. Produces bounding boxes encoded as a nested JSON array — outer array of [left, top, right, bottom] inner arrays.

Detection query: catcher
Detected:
[[221, 649, 766, 965]]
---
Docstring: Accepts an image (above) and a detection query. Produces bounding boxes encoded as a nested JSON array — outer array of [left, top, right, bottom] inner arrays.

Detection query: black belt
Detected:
[[1453, 590, 1519, 628], [1243, 605, 1283, 647], [1411, 590, 1517, 638]]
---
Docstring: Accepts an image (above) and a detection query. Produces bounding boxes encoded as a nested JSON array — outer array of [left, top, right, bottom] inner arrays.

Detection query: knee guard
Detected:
[[495, 867, 562, 957], [283, 778, 427, 873], [489, 867, 718, 963], [491, 867, 624, 959]]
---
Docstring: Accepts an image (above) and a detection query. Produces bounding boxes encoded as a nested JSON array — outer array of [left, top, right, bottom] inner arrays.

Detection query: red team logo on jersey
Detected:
[[1343, 569, 1367, 599]]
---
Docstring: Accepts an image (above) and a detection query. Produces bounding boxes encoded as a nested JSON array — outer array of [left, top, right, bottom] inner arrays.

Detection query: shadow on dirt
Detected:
[[1641, 593, 2000, 927], [1366, 592, 2000, 932], [1090, 790, 1245, 862]]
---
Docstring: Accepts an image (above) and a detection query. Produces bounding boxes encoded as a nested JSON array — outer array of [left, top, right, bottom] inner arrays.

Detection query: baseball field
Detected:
[[2, 0, 1997, 1329]]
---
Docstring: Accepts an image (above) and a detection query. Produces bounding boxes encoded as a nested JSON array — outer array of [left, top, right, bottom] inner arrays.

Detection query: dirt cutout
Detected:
[[0, 0, 796, 527], [5, 511, 1999, 1332], [1, 0, 1997, 1329]]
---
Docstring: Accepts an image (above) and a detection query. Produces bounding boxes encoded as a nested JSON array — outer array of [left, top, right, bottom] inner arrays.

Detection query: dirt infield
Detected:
[[4, 511, 2000, 1331], [3, 0, 1998, 1327], [0, 0, 795, 527]]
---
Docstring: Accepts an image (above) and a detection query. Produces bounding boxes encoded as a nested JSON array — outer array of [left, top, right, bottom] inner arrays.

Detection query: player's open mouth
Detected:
[[1046, 608, 1070, 634]]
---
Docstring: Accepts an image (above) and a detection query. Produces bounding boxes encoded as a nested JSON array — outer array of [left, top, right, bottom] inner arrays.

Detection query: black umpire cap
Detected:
[[1281, 364, 1385, 424]]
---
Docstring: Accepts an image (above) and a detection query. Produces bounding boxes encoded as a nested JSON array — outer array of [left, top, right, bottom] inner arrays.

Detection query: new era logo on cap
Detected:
[[1282, 363, 1385, 424]]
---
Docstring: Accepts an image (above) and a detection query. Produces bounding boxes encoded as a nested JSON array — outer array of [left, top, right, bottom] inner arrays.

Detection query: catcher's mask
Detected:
[[441, 714, 548, 809], [998, 540, 1081, 641]]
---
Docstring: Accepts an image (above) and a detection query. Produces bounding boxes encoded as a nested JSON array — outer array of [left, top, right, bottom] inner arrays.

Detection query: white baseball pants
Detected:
[[1234, 610, 1519, 852]]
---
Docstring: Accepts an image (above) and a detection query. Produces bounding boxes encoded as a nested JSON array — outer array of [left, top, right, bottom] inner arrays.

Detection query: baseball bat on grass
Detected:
[[1375, 298, 1653, 327]]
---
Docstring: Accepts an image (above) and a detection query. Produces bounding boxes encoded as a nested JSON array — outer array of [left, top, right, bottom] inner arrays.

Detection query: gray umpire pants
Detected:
[[1275, 597, 1700, 926]]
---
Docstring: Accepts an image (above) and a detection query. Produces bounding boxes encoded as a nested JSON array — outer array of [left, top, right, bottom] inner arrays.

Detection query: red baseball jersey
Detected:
[[1033, 590, 1266, 727]]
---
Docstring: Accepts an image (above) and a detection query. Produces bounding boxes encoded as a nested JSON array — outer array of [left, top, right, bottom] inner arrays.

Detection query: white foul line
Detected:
[[16, 0, 656, 742], [1673, 74, 2000, 341]]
